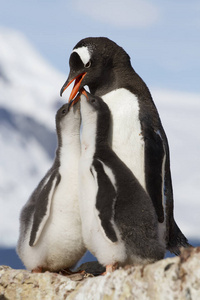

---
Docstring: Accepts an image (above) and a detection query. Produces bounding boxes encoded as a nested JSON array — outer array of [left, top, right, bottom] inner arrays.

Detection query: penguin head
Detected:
[[80, 90, 111, 141], [80, 89, 110, 115], [60, 37, 130, 101], [56, 103, 70, 124], [56, 97, 80, 134]]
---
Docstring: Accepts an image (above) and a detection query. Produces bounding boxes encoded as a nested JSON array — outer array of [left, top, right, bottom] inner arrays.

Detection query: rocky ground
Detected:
[[0, 247, 200, 300]]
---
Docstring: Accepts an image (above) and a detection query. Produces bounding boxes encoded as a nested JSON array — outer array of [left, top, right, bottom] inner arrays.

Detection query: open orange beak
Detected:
[[69, 93, 81, 108], [60, 72, 86, 102], [68, 87, 88, 109], [80, 87, 89, 100]]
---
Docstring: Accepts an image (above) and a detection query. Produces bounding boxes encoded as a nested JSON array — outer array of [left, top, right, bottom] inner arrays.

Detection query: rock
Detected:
[[0, 247, 200, 299], [0, 265, 79, 299]]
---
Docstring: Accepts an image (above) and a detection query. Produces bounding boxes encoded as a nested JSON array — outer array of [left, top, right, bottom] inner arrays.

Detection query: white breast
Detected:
[[79, 156, 127, 266], [19, 145, 85, 271], [79, 103, 128, 266], [102, 88, 145, 189]]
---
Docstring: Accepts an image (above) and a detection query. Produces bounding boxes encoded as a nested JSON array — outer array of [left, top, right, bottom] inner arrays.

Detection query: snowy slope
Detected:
[[0, 28, 69, 246], [0, 28, 199, 247], [0, 28, 69, 128]]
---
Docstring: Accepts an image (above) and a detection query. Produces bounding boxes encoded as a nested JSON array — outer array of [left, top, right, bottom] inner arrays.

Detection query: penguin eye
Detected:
[[61, 109, 66, 115], [85, 60, 91, 68], [91, 98, 96, 103]]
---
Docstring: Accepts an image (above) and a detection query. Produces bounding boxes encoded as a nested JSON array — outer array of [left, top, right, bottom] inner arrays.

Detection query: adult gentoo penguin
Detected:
[[17, 98, 86, 272], [79, 90, 165, 272], [60, 37, 190, 255]]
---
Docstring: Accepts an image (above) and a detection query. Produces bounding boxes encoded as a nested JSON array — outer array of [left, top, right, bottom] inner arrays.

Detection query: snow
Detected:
[[0, 27, 70, 129], [0, 28, 68, 247], [0, 129, 51, 246], [0, 28, 199, 247]]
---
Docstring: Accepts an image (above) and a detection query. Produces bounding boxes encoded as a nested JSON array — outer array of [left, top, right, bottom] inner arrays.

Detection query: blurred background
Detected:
[[0, 0, 199, 269]]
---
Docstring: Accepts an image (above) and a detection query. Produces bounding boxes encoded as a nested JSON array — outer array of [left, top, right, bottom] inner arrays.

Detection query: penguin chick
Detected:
[[17, 99, 86, 272], [79, 91, 165, 273]]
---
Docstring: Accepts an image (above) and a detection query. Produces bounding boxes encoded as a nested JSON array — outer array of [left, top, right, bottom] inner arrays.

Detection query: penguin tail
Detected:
[[167, 220, 192, 256]]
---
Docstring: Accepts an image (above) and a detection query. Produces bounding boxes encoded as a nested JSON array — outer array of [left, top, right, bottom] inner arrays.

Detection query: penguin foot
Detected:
[[31, 266, 43, 273], [101, 262, 119, 275]]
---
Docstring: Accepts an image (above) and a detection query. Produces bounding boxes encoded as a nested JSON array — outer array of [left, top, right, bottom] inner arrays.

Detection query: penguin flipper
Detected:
[[144, 127, 166, 223], [29, 171, 61, 247], [92, 159, 118, 243], [144, 126, 190, 253]]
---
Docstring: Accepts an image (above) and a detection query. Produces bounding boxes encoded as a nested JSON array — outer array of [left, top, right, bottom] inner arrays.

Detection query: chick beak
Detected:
[[80, 87, 89, 100], [69, 93, 81, 109]]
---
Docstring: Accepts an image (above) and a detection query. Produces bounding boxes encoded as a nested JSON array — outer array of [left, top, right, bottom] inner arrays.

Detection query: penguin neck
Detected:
[[89, 64, 132, 97], [61, 125, 80, 145], [89, 59, 150, 100], [81, 114, 108, 158], [95, 112, 110, 149], [57, 125, 81, 165], [81, 112, 110, 159], [81, 115, 97, 158]]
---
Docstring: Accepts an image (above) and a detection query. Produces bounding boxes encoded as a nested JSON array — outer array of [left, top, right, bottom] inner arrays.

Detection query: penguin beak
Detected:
[[79, 87, 89, 102], [60, 72, 87, 101], [69, 93, 81, 109], [80, 88, 89, 100]]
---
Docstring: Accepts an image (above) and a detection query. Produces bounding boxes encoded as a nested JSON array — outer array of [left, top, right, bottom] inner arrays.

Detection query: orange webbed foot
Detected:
[[31, 266, 43, 273], [101, 262, 119, 275]]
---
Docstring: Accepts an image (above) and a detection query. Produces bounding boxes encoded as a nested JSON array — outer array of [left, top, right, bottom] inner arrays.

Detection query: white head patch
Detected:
[[72, 46, 91, 66]]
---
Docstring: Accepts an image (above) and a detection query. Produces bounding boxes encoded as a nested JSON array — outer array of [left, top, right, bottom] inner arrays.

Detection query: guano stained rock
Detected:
[[0, 247, 200, 299]]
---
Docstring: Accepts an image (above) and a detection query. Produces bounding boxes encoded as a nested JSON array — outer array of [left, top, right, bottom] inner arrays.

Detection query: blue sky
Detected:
[[0, 0, 199, 92]]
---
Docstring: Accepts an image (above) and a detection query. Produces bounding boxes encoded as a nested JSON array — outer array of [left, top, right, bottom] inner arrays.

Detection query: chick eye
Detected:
[[91, 98, 96, 103], [61, 109, 66, 115], [85, 60, 91, 68]]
